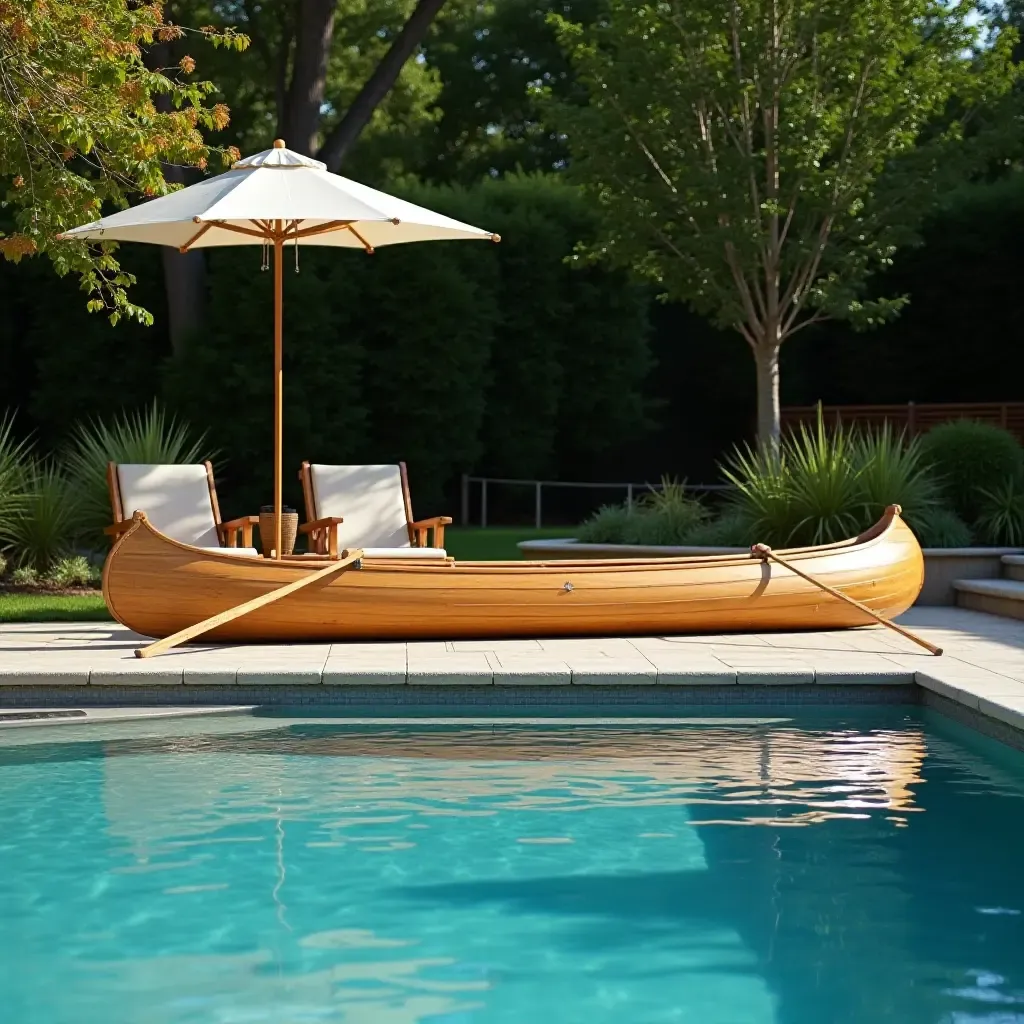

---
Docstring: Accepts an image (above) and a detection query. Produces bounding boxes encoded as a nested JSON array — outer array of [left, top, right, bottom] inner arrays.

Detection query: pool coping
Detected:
[[2, 609, 1021, 739]]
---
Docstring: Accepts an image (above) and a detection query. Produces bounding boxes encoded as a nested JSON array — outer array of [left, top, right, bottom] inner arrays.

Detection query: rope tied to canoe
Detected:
[[751, 543, 942, 656]]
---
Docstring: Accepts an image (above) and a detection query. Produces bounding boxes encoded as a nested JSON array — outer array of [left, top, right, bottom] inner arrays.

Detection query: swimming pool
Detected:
[[1, 709, 1022, 1023]]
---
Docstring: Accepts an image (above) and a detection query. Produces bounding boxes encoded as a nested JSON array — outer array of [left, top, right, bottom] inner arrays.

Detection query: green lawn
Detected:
[[0, 593, 113, 623], [0, 530, 569, 623], [443, 526, 572, 560]]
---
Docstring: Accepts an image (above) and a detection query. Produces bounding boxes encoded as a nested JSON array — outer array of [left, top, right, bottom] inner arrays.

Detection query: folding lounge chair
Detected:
[[297, 462, 451, 559], [105, 461, 260, 556]]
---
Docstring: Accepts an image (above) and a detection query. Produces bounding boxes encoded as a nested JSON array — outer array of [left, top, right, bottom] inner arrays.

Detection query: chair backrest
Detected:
[[116, 464, 221, 547], [309, 464, 410, 549]]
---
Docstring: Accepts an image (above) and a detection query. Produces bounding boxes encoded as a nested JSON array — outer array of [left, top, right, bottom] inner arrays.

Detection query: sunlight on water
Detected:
[[1, 711, 1023, 1023]]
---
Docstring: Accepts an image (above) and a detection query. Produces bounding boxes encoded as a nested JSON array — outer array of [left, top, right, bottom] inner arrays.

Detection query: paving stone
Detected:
[[492, 658, 572, 685], [91, 665, 185, 685], [182, 669, 239, 686], [653, 663, 738, 685], [236, 666, 325, 686], [406, 653, 493, 685], [977, 694, 1024, 731], [0, 667, 91, 686], [322, 661, 406, 685], [450, 640, 543, 654], [734, 665, 815, 685], [569, 660, 657, 685]]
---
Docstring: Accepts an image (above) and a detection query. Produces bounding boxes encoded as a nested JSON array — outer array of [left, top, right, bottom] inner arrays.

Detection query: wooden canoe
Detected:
[[102, 505, 924, 643]]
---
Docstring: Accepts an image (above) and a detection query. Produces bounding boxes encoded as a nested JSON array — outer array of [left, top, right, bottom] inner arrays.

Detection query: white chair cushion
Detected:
[[309, 464, 411, 549], [197, 547, 260, 557], [359, 547, 447, 559], [117, 464, 221, 547]]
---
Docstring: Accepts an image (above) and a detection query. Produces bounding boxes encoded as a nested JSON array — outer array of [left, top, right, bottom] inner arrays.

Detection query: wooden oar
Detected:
[[751, 543, 942, 656], [135, 549, 364, 659]]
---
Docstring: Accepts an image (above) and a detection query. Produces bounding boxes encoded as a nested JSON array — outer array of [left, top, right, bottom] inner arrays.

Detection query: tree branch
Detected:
[[316, 0, 447, 172]]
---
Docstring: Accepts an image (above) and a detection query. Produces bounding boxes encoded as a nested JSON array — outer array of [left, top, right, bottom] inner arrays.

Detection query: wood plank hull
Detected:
[[103, 507, 924, 643]]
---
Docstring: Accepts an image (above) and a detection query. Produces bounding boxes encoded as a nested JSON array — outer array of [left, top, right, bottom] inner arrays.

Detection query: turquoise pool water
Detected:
[[1, 709, 1023, 1023]]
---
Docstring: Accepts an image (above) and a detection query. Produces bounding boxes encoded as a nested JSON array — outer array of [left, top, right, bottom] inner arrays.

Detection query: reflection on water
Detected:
[[1, 711, 1023, 1023]]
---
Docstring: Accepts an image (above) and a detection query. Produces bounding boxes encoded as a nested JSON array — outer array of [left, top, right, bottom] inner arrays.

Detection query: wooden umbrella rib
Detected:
[[179, 222, 214, 252], [201, 220, 273, 240], [293, 220, 352, 240], [346, 223, 375, 253]]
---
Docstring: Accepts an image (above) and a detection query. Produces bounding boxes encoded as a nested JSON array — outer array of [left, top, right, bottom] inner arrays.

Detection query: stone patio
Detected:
[[1, 608, 1023, 733]]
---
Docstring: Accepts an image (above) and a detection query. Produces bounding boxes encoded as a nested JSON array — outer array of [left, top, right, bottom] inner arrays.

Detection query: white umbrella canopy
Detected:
[[62, 141, 498, 251], [61, 140, 499, 559]]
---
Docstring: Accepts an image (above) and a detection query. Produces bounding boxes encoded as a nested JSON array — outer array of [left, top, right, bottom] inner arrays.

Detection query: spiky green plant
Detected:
[[976, 478, 1024, 547], [783, 417, 864, 545], [722, 410, 945, 547], [4, 460, 82, 571], [854, 425, 940, 524], [720, 442, 795, 544], [0, 412, 33, 551], [63, 401, 214, 542]]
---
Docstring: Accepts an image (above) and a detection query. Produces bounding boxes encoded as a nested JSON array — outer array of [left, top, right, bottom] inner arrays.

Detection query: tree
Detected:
[[551, 0, 1018, 442], [0, 0, 246, 324], [188, 0, 449, 168], [422, 0, 598, 183]]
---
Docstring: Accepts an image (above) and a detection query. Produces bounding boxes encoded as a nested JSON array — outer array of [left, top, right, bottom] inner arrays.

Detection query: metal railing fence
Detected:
[[460, 475, 728, 528]]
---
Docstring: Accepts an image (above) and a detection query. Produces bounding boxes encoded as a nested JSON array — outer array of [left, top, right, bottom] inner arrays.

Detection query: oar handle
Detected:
[[752, 543, 941, 656]]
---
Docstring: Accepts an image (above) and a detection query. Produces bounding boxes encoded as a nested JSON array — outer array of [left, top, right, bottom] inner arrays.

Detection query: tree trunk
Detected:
[[282, 0, 337, 155], [316, 0, 448, 171], [160, 242, 206, 358], [145, 38, 206, 356], [754, 342, 781, 446]]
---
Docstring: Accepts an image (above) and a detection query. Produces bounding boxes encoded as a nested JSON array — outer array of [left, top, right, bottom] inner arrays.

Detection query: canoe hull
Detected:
[[103, 508, 924, 642]]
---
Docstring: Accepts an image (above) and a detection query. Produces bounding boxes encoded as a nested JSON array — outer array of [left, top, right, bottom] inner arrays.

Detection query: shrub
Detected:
[[576, 504, 635, 543], [908, 507, 974, 548], [576, 479, 706, 546], [620, 478, 707, 545], [4, 460, 81, 571], [976, 478, 1024, 547], [47, 555, 99, 589], [10, 565, 37, 586], [63, 401, 213, 543], [0, 551, 7, 578], [918, 420, 1024, 523], [678, 511, 752, 547]]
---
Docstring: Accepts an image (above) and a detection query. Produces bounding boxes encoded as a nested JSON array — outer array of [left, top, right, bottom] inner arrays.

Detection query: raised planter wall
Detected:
[[516, 539, 1024, 606]]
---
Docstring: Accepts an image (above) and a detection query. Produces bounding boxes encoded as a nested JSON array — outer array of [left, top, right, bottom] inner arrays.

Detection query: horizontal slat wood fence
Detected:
[[781, 402, 1024, 443]]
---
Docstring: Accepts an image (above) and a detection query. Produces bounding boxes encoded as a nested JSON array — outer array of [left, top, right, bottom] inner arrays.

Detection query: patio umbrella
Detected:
[[61, 140, 498, 559]]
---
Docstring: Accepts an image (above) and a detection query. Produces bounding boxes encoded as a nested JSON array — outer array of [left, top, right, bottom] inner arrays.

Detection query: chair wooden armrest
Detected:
[[410, 516, 453, 548], [218, 515, 260, 549], [298, 516, 344, 558], [104, 519, 135, 541]]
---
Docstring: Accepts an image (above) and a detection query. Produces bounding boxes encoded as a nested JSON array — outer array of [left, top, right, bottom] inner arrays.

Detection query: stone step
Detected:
[[1003, 554, 1024, 582], [954, 577, 1024, 621]]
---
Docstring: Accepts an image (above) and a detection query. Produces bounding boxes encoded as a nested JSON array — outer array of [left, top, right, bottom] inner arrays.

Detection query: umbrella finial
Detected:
[[273, 139, 286, 149]]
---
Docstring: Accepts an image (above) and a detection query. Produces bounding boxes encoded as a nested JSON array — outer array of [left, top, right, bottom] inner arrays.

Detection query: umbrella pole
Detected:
[[273, 228, 284, 559]]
